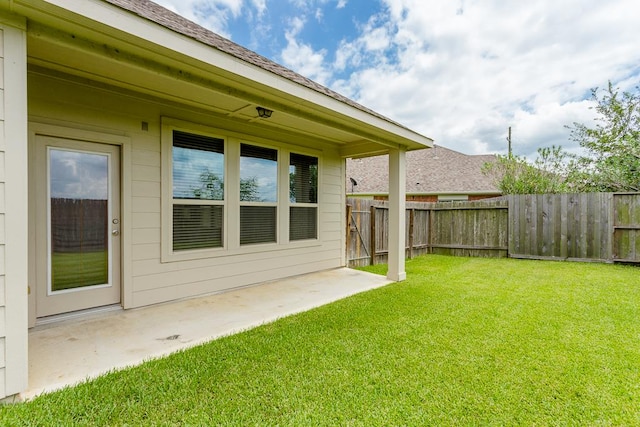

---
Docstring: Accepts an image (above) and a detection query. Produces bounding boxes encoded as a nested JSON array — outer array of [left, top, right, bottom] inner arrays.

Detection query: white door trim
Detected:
[[28, 123, 132, 327]]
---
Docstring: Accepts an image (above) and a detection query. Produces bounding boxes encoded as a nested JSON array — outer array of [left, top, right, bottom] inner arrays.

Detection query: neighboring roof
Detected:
[[347, 145, 500, 195], [103, 0, 410, 132]]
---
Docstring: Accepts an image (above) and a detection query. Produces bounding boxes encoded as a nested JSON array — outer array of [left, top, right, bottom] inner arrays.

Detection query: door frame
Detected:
[[28, 123, 132, 327]]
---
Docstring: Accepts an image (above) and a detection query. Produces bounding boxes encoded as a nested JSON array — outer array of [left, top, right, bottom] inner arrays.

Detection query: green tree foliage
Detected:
[[567, 82, 640, 191], [289, 164, 318, 202], [482, 146, 570, 194], [191, 171, 261, 201], [484, 81, 639, 194], [192, 170, 223, 200], [240, 176, 261, 201]]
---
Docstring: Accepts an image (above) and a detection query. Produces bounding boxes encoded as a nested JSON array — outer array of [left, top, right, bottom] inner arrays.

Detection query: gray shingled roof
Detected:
[[103, 0, 408, 130], [347, 145, 500, 195]]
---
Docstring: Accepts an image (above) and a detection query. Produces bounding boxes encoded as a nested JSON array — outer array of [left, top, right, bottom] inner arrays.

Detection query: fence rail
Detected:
[[346, 193, 640, 267]]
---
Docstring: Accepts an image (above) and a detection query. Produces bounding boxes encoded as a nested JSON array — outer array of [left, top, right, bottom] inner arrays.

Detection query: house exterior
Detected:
[[347, 145, 500, 202], [0, 0, 431, 399]]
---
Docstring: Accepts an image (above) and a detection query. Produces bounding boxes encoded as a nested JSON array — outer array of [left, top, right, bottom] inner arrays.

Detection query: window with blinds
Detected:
[[240, 143, 278, 245], [289, 153, 318, 241], [172, 130, 225, 251]]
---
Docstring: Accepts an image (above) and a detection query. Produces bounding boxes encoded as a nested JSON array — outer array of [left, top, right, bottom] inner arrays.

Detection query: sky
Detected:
[[50, 149, 109, 200], [153, 0, 640, 159]]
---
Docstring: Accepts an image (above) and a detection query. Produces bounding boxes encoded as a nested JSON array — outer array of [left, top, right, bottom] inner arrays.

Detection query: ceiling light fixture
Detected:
[[256, 106, 273, 118]]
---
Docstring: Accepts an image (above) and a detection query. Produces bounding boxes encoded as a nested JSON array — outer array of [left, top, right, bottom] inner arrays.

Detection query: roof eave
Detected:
[[26, 0, 432, 153]]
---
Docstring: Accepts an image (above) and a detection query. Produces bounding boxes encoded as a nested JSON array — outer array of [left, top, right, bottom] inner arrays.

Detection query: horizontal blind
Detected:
[[241, 143, 277, 160], [174, 130, 224, 153], [290, 206, 317, 241], [240, 206, 276, 245], [290, 153, 317, 203], [173, 205, 224, 251]]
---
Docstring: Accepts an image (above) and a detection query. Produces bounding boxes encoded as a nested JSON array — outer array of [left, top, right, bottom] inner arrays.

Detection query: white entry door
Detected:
[[35, 136, 121, 318]]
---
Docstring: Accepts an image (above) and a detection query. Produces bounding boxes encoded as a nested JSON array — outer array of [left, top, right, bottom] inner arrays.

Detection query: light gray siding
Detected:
[[28, 70, 346, 311]]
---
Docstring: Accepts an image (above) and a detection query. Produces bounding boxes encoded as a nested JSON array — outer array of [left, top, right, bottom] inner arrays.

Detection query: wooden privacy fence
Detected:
[[51, 198, 108, 252], [346, 193, 640, 267], [346, 198, 509, 267], [508, 193, 640, 263]]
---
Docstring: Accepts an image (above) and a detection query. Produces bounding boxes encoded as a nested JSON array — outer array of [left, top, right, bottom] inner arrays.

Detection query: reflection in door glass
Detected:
[[49, 149, 110, 292]]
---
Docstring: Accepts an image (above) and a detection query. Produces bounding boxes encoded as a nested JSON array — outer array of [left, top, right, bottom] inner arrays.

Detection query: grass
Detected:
[[2, 255, 640, 425], [52, 251, 108, 290]]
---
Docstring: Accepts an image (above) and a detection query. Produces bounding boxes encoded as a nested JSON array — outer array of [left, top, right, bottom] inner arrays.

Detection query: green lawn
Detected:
[[2, 256, 640, 425], [52, 250, 108, 291]]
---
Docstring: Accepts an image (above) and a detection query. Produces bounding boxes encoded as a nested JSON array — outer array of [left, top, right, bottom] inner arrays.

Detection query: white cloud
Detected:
[[288, 0, 314, 8], [153, 0, 640, 159], [329, 0, 640, 158], [153, 0, 243, 37], [511, 100, 596, 157], [280, 17, 333, 85], [250, 0, 267, 16]]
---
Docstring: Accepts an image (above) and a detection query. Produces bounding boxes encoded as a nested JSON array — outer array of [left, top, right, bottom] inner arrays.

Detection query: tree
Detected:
[[240, 177, 261, 201], [567, 81, 640, 192], [482, 146, 570, 194], [191, 171, 261, 201], [485, 80, 640, 194], [192, 170, 224, 200]]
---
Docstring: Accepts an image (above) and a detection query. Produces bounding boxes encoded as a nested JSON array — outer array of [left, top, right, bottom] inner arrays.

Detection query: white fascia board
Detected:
[[37, 0, 432, 150]]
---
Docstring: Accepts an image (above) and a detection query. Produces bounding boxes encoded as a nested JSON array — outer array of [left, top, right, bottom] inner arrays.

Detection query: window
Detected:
[[240, 143, 278, 245], [163, 119, 322, 260], [289, 153, 318, 241], [172, 130, 224, 251]]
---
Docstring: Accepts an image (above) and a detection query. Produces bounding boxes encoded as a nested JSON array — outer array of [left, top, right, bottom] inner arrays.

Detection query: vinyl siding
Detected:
[[28, 70, 346, 312]]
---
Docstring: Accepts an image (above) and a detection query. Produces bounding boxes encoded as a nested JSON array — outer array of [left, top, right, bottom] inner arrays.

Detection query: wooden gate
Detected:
[[346, 200, 374, 267]]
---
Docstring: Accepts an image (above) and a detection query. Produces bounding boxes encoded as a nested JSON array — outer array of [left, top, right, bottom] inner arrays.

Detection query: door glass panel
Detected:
[[49, 148, 110, 292]]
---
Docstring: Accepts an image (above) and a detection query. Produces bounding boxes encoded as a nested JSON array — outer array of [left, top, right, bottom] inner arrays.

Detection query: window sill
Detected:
[[161, 239, 322, 263]]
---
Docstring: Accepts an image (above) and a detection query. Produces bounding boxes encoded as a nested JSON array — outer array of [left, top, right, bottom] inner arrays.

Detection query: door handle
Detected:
[[112, 230, 120, 236]]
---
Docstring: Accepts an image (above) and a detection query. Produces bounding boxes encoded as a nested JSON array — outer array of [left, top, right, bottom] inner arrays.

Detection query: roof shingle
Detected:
[[103, 0, 407, 129], [347, 145, 499, 195]]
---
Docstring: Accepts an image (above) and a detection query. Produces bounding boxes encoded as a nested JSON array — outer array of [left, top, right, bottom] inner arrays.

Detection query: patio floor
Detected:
[[23, 268, 392, 400]]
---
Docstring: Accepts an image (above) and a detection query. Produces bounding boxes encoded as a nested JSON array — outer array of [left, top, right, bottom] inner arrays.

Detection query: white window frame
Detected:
[[239, 141, 279, 247], [161, 118, 322, 263], [161, 118, 228, 262], [288, 151, 320, 242]]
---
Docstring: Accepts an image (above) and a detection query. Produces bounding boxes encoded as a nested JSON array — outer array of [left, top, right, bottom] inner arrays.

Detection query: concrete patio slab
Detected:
[[22, 268, 392, 400]]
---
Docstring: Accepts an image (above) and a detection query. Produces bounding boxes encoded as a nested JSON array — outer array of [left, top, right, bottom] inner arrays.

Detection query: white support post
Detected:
[[387, 148, 406, 281], [0, 13, 28, 398]]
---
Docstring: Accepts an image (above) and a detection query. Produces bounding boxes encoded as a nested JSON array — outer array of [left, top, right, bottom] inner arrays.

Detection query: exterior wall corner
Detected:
[[0, 15, 29, 398]]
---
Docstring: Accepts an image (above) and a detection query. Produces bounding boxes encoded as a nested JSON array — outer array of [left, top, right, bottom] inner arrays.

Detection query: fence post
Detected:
[[428, 207, 434, 254], [370, 205, 376, 265], [346, 204, 352, 265], [408, 208, 415, 259]]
